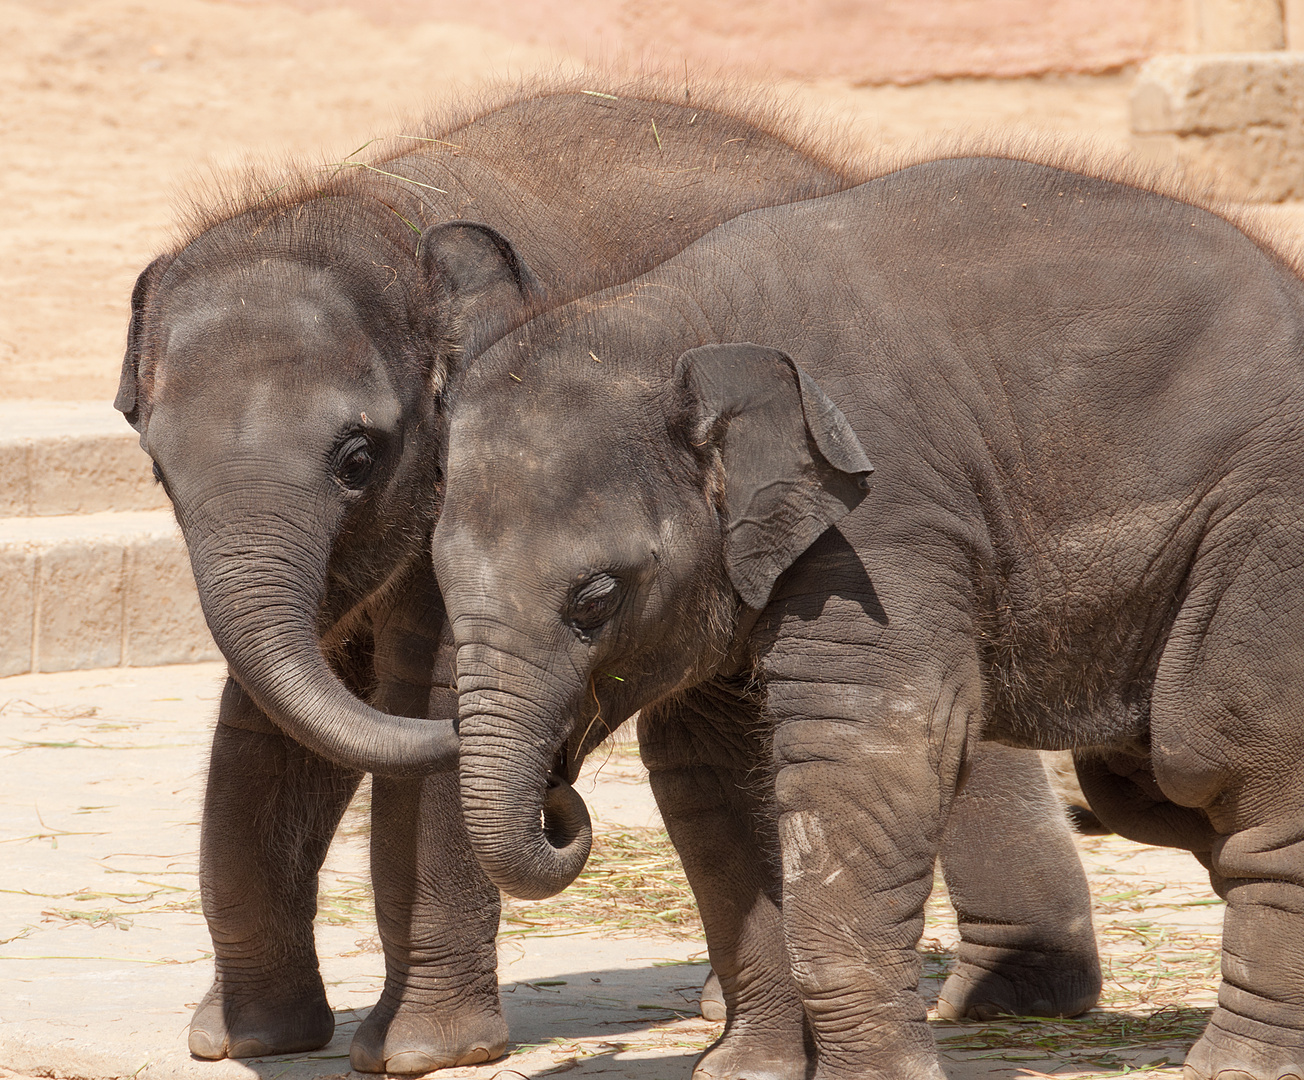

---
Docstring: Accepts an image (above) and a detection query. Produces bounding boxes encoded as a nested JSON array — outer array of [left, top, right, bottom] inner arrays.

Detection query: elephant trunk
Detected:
[[456, 645, 592, 900], [187, 519, 455, 777]]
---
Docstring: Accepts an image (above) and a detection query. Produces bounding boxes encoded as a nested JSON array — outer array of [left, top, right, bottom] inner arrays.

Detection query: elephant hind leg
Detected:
[[1149, 550, 1304, 1080], [1166, 804, 1304, 1080], [935, 742, 1101, 1022]]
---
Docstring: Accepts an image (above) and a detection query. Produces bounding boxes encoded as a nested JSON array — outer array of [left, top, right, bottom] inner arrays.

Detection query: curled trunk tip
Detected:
[[464, 768, 593, 900]]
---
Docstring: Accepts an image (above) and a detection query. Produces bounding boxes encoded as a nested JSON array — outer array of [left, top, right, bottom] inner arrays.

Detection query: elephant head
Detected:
[[118, 204, 541, 777], [431, 272, 873, 897]]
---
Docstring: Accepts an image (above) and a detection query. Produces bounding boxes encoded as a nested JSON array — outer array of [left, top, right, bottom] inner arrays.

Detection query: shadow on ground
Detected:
[[216, 960, 714, 1079], [225, 961, 1213, 1080]]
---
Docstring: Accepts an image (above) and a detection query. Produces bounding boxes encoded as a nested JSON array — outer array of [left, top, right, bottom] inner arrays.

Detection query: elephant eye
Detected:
[[150, 459, 174, 501], [567, 574, 621, 640], [333, 434, 376, 491]]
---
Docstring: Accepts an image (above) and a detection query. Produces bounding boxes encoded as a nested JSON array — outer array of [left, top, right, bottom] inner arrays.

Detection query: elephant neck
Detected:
[[711, 600, 763, 679]]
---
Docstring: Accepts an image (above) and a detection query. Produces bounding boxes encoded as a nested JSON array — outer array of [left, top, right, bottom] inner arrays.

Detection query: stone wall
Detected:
[[224, 0, 1189, 84], [1131, 0, 1304, 201]]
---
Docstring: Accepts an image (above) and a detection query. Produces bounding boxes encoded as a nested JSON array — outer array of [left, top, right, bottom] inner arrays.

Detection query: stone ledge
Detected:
[[0, 401, 167, 517], [1133, 53, 1304, 134], [0, 512, 217, 675]]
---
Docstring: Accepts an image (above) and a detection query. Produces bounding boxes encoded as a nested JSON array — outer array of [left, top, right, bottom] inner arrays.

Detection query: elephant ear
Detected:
[[676, 343, 873, 609], [115, 253, 173, 432], [419, 220, 543, 342]]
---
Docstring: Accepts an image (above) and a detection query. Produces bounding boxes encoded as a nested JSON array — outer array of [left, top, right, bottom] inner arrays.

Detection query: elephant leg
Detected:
[[700, 968, 728, 1021], [744, 535, 984, 1079], [189, 675, 361, 1059], [764, 651, 974, 1079], [935, 742, 1101, 1021], [352, 766, 506, 1073], [1148, 557, 1304, 1080], [1185, 848, 1304, 1080], [640, 689, 812, 1080], [350, 569, 507, 1074]]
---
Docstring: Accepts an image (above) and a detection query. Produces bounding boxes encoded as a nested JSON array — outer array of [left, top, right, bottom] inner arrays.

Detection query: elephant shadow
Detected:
[[764, 525, 889, 630], [231, 960, 714, 1077], [227, 948, 1213, 1077]]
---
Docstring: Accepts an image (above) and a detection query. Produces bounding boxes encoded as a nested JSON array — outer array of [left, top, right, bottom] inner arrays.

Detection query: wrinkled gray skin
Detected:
[[431, 155, 1304, 1080], [121, 92, 1097, 1073]]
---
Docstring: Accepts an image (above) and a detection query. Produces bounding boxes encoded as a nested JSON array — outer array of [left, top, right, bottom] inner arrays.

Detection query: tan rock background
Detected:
[[226, 0, 1190, 84], [4, 0, 1303, 404], [0, 0, 1207, 404]]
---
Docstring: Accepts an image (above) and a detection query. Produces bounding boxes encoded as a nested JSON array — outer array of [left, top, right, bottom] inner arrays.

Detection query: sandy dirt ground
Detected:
[[0, 0, 1161, 402]]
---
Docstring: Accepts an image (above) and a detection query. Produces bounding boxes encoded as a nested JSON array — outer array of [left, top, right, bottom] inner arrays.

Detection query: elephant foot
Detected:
[[188, 977, 334, 1059], [350, 996, 508, 1074], [701, 969, 727, 1021], [935, 947, 1101, 1021], [693, 1026, 813, 1080], [1183, 1004, 1304, 1080]]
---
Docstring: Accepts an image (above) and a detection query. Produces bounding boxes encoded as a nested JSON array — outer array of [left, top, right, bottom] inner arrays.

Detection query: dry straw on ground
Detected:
[[500, 826, 704, 941]]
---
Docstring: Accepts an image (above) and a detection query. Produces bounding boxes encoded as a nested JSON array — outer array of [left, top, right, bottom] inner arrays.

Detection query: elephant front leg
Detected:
[[190, 676, 361, 1060], [936, 742, 1101, 1021], [769, 674, 973, 1080], [350, 571, 507, 1074], [640, 695, 812, 1080], [351, 762, 507, 1073]]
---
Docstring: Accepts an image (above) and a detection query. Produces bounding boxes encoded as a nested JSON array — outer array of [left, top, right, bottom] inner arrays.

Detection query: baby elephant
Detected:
[[430, 154, 1304, 1080]]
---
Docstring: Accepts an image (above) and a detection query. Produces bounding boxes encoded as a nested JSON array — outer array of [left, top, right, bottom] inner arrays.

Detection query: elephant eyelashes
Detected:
[[566, 574, 622, 640], [150, 460, 173, 500], [332, 433, 376, 491]]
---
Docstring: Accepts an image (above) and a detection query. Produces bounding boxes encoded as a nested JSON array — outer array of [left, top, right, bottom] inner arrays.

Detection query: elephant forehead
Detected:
[[440, 415, 667, 561], [145, 334, 400, 474], [443, 440, 658, 534], [149, 270, 396, 433], [160, 289, 374, 372], [447, 373, 664, 483]]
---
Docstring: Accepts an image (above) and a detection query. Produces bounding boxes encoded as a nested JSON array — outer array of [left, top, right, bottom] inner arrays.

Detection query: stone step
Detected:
[[0, 511, 217, 676], [0, 401, 166, 517]]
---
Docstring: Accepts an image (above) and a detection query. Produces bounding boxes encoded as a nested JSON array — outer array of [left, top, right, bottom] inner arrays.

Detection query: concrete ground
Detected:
[[0, 662, 1223, 1080]]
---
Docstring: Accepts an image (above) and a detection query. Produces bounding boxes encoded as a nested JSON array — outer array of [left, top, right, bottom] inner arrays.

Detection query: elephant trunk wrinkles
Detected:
[[456, 647, 592, 900], [187, 521, 455, 778]]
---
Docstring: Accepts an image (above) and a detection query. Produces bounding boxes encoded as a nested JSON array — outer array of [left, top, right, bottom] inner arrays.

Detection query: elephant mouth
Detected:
[[550, 743, 579, 786], [459, 703, 593, 899], [541, 771, 590, 858], [541, 744, 590, 859]]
